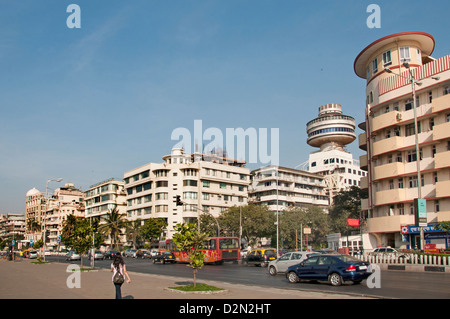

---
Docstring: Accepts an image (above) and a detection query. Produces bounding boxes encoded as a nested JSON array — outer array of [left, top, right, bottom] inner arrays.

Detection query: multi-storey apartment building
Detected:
[[0, 213, 26, 242], [25, 187, 46, 243], [249, 165, 329, 212], [85, 178, 127, 219], [44, 183, 85, 251], [123, 148, 250, 238], [354, 31, 450, 250], [305, 103, 366, 202]]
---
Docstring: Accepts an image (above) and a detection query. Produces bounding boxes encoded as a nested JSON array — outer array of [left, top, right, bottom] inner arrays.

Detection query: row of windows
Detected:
[[126, 205, 231, 217], [375, 171, 440, 192], [367, 46, 418, 79], [124, 168, 248, 184], [372, 199, 442, 218], [308, 127, 354, 138]]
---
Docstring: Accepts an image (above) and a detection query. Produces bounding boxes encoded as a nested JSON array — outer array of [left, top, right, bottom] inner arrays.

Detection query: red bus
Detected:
[[159, 237, 240, 264]]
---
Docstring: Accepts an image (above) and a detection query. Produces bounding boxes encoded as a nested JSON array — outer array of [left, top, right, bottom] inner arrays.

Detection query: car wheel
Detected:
[[329, 273, 343, 286], [287, 271, 299, 283], [269, 266, 277, 276]]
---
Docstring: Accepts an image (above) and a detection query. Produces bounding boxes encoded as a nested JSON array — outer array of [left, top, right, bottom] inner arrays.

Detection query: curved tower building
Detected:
[[354, 31, 450, 250], [306, 104, 365, 202]]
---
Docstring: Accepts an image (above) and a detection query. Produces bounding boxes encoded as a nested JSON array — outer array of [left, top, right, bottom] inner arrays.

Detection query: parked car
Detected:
[[104, 250, 120, 259], [28, 251, 39, 259], [66, 250, 81, 261], [286, 254, 371, 286], [268, 251, 319, 276], [135, 249, 150, 259], [245, 248, 277, 267], [125, 249, 137, 258], [152, 251, 176, 264], [369, 247, 411, 261], [89, 250, 104, 260], [150, 249, 159, 257]]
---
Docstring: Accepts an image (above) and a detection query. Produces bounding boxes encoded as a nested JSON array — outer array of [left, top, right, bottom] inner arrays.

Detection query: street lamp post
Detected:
[[384, 64, 439, 251]]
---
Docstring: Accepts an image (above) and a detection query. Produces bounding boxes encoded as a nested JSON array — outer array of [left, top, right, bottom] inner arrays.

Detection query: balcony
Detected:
[[361, 198, 369, 211], [433, 121, 450, 141], [375, 188, 407, 206], [373, 136, 404, 156], [436, 180, 450, 198], [360, 154, 368, 171], [367, 215, 415, 233], [374, 162, 405, 180], [435, 151, 450, 169], [360, 176, 368, 190], [371, 111, 402, 132], [359, 132, 367, 151], [432, 94, 450, 113]]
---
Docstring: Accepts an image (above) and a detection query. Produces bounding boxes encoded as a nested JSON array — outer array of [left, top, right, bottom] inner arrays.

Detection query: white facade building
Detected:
[[249, 165, 329, 212], [305, 104, 365, 202], [123, 148, 250, 238]]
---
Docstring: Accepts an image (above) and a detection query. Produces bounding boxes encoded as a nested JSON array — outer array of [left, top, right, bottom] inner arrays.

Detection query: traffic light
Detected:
[[173, 195, 183, 206]]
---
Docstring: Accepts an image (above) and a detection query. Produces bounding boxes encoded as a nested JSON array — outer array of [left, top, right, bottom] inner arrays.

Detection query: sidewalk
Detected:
[[0, 259, 373, 299]]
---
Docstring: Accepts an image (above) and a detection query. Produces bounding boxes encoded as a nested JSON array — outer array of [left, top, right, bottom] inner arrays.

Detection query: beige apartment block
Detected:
[[43, 183, 85, 251], [249, 165, 329, 212], [355, 31, 450, 250], [25, 187, 46, 243], [123, 148, 250, 238]]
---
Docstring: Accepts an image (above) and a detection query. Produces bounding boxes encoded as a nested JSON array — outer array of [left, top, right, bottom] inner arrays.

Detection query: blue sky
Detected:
[[1, 0, 449, 213]]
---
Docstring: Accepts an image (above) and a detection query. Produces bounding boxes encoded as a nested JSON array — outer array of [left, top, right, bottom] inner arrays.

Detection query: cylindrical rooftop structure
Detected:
[[306, 104, 356, 151]]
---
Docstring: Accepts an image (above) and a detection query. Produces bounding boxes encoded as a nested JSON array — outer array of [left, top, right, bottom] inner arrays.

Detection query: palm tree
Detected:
[[126, 219, 143, 249], [26, 218, 41, 246], [99, 207, 128, 250]]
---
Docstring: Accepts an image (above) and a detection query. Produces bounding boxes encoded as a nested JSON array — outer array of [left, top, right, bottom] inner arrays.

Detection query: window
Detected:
[[183, 180, 197, 187], [400, 46, 411, 62], [409, 176, 418, 188], [396, 152, 402, 163], [444, 86, 450, 95], [398, 203, 404, 215], [405, 99, 413, 111], [183, 192, 197, 200], [203, 180, 210, 188], [156, 181, 168, 188], [405, 123, 415, 137], [372, 58, 378, 74], [383, 50, 392, 66], [202, 193, 210, 200], [389, 179, 394, 190], [407, 150, 417, 162]]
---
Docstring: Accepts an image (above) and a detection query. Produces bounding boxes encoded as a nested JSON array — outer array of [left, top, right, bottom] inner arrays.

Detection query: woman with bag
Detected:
[[111, 252, 131, 299]]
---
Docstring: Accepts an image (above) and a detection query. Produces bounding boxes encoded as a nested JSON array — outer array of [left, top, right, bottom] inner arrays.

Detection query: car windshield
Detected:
[[264, 250, 276, 256]]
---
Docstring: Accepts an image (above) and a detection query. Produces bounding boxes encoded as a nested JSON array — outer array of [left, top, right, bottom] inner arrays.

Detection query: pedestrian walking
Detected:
[[110, 252, 131, 299]]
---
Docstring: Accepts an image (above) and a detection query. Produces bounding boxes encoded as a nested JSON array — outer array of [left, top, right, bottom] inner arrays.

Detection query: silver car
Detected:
[[268, 251, 319, 276], [66, 250, 81, 261]]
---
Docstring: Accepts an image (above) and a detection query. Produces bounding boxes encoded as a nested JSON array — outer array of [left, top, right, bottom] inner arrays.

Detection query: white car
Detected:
[[268, 251, 319, 276]]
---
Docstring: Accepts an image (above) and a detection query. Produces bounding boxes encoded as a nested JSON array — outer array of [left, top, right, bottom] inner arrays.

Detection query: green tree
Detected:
[[328, 186, 366, 234], [172, 222, 208, 287], [61, 215, 94, 268], [279, 206, 329, 249], [127, 219, 143, 249], [218, 205, 275, 247], [140, 218, 168, 245], [99, 207, 128, 250]]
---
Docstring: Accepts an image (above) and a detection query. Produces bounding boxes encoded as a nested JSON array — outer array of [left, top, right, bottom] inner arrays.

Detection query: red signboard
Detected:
[[347, 218, 360, 227]]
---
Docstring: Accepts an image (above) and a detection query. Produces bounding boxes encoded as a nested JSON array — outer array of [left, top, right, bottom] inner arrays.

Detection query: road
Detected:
[[48, 256, 450, 299]]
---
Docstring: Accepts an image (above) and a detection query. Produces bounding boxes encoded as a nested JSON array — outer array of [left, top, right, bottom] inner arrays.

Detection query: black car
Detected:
[[152, 251, 176, 264], [104, 250, 120, 259], [286, 254, 371, 286]]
